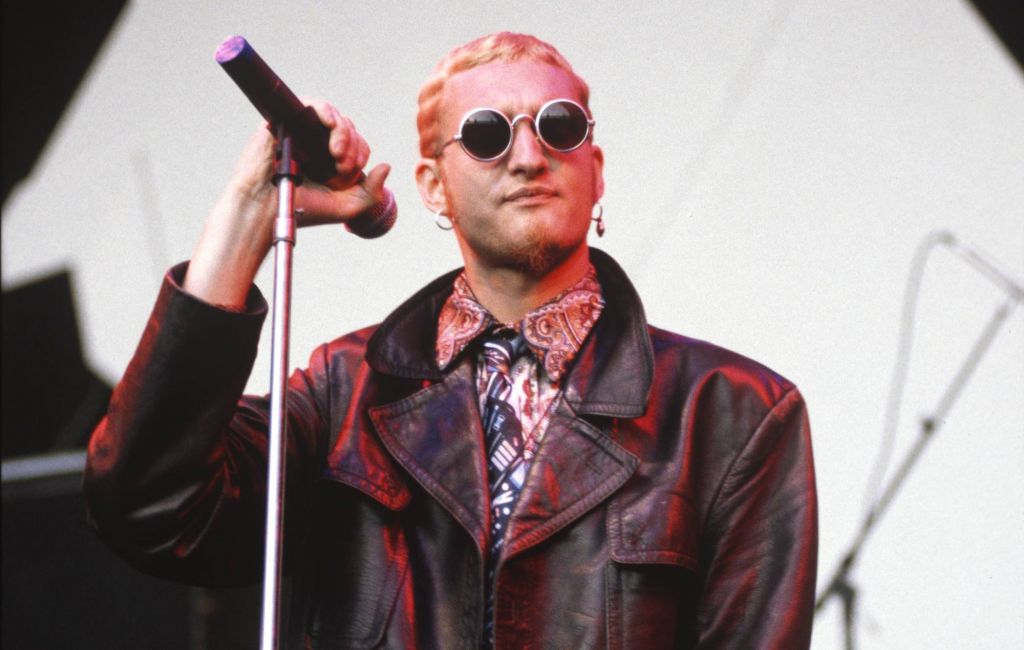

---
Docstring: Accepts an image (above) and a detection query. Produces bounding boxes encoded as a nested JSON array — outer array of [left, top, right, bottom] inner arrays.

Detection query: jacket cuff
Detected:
[[130, 261, 268, 399], [166, 261, 267, 315]]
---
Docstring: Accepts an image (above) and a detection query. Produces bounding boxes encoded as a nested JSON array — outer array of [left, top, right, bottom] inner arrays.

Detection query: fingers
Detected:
[[253, 98, 389, 228], [331, 114, 360, 176], [294, 162, 392, 228], [304, 99, 369, 186]]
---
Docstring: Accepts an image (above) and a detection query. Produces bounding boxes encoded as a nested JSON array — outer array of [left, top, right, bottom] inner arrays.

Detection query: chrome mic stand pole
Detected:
[[259, 127, 299, 650]]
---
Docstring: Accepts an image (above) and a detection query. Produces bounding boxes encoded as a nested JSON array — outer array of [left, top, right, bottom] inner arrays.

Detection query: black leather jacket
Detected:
[[85, 248, 817, 649]]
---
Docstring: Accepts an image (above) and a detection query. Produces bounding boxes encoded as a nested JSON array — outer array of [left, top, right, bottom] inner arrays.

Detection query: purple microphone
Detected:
[[215, 35, 396, 238]]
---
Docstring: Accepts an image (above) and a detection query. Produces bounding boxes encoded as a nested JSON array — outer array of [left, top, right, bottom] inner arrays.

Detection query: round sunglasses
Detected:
[[437, 98, 595, 161]]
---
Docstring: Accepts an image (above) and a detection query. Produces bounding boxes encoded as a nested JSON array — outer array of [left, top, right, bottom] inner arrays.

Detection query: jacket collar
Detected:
[[366, 248, 654, 418]]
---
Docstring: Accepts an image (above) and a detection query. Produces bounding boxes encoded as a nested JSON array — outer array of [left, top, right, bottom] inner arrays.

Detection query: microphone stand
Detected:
[[259, 126, 300, 650], [815, 296, 1018, 650]]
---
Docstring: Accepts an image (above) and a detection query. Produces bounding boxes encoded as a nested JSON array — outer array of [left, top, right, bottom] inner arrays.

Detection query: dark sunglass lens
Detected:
[[538, 101, 588, 150], [460, 110, 510, 159]]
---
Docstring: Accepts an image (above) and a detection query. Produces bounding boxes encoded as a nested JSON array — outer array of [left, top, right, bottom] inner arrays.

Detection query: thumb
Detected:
[[294, 163, 392, 228], [361, 162, 391, 203]]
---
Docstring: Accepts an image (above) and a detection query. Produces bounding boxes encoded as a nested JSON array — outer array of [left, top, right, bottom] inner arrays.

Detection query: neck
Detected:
[[464, 247, 590, 323]]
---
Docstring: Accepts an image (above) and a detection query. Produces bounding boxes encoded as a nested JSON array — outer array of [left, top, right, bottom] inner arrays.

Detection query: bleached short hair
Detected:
[[416, 32, 591, 158]]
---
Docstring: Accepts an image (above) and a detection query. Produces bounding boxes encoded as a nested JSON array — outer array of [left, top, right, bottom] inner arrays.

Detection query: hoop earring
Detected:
[[591, 202, 606, 237], [435, 208, 454, 231]]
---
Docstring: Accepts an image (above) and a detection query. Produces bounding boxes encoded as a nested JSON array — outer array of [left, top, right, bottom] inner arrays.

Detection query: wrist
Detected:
[[184, 184, 276, 308]]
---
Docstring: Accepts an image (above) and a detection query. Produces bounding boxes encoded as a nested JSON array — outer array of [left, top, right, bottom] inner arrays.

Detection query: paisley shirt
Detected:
[[436, 266, 604, 459]]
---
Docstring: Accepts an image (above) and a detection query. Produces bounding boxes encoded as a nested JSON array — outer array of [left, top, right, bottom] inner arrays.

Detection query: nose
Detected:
[[506, 116, 548, 175]]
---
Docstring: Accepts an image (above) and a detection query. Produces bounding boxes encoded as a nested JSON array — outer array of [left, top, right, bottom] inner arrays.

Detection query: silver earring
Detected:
[[434, 208, 454, 231], [591, 202, 605, 237]]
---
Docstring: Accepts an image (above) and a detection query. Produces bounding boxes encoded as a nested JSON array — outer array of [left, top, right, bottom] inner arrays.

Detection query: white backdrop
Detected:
[[4, 1, 1022, 647]]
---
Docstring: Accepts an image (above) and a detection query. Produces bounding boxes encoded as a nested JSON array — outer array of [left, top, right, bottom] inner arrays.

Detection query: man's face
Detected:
[[420, 61, 604, 278]]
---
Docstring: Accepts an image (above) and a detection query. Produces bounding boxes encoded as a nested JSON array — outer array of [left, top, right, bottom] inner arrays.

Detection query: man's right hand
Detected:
[[183, 100, 390, 309]]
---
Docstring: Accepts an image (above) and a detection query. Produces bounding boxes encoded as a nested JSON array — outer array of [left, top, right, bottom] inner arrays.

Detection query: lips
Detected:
[[504, 186, 558, 202]]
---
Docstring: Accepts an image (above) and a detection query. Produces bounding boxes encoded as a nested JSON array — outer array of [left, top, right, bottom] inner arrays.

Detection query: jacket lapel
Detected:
[[368, 359, 490, 554], [502, 398, 639, 560], [362, 248, 654, 559]]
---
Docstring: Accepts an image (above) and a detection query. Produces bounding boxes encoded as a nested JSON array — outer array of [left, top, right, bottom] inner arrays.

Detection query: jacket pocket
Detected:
[[605, 557, 700, 650], [605, 495, 701, 649]]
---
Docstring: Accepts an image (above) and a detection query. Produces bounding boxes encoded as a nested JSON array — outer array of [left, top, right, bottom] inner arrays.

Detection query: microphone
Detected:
[[215, 35, 396, 238], [937, 231, 1024, 302]]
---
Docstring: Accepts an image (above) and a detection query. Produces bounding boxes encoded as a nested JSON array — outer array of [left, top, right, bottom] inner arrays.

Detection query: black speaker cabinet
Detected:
[[2, 452, 260, 649]]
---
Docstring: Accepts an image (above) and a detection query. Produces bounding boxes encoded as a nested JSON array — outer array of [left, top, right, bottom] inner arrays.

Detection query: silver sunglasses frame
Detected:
[[437, 98, 595, 161]]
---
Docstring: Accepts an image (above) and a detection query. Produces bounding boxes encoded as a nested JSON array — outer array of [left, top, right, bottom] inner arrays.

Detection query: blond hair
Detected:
[[416, 32, 590, 158]]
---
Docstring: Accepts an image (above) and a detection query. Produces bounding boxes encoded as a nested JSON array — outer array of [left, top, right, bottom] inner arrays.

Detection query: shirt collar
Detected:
[[436, 265, 605, 381]]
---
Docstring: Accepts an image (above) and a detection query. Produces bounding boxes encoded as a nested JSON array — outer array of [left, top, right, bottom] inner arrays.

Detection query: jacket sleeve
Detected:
[[696, 387, 818, 649], [84, 263, 331, 587]]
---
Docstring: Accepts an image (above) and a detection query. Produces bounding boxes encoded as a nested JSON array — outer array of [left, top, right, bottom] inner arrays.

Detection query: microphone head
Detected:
[[215, 35, 249, 64], [344, 190, 397, 239]]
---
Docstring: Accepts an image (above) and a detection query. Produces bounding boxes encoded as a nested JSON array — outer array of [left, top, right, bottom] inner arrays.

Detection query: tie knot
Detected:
[[482, 328, 526, 374]]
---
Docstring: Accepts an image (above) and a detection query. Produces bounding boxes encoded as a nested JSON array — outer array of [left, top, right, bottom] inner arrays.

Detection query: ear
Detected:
[[415, 158, 448, 214], [590, 144, 605, 202]]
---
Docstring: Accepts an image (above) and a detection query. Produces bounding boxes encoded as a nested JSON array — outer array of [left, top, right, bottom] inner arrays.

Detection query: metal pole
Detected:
[[259, 130, 299, 650]]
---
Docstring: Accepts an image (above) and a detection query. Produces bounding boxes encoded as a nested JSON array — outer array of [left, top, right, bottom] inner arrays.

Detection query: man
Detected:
[[85, 32, 817, 648]]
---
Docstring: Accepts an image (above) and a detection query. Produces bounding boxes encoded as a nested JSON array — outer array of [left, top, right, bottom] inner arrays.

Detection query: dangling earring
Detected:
[[434, 208, 454, 231], [591, 202, 605, 237]]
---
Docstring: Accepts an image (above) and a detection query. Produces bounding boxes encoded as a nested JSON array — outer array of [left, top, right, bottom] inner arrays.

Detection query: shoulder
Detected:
[[636, 327, 812, 508], [646, 324, 798, 414], [310, 323, 380, 369]]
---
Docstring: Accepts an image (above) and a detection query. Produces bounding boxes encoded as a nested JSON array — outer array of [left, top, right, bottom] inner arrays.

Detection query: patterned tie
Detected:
[[481, 328, 527, 646]]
